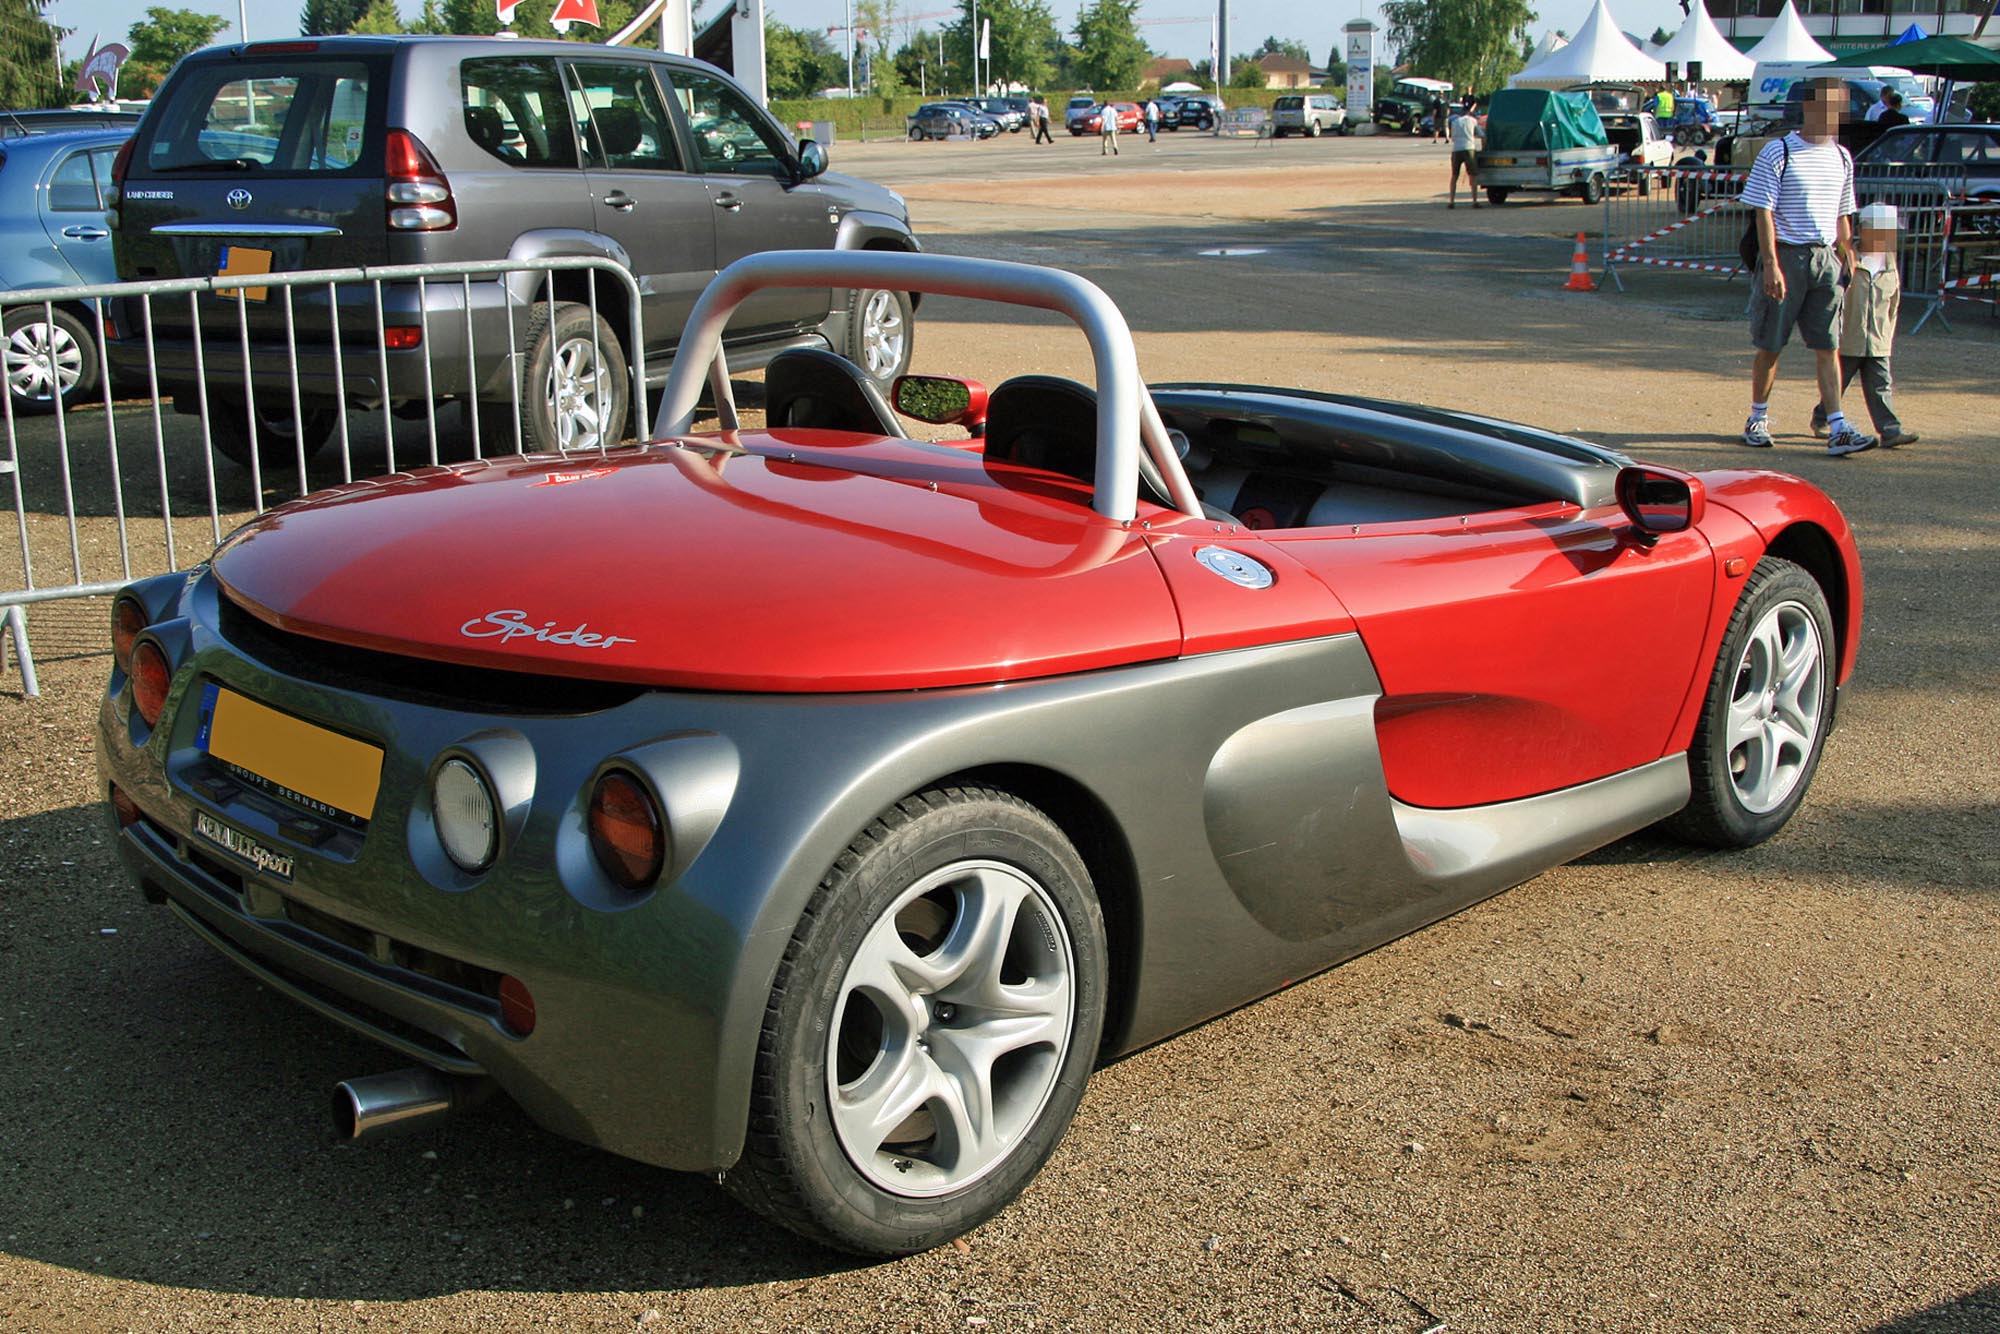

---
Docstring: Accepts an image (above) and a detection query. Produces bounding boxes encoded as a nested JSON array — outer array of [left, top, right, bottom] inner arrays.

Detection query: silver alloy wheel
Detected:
[[546, 335, 610, 452], [6, 318, 82, 404], [826, 858, 1075, 1198], [1725, 599, 1825, 815], [857, 290, 906, 379]]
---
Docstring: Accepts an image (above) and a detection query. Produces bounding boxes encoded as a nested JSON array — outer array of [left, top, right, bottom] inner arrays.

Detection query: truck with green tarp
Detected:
[[1474, 88, 1621, 205]]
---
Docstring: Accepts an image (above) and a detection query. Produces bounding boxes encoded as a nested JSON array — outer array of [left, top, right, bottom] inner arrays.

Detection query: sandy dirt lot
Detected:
[[3, 134, 1997, 1333]]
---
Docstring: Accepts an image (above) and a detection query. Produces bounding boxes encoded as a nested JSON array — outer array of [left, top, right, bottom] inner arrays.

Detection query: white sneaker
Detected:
[[1826, 426, 1877, 457], [1742, 416, 1773, 448]]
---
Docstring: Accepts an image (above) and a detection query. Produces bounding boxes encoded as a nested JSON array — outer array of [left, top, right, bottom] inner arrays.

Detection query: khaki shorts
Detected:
[[1749, 243, 1843, 353]]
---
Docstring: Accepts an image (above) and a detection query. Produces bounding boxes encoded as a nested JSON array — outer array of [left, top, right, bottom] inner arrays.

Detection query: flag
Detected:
[[496, 0, 521, 22], [551, 0, 602, 24], [978, 17, 990, 61]]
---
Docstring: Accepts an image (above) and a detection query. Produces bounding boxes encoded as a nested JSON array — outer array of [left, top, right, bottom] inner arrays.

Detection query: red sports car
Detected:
[[96, 251, 1860, 1257], [1080, 102, 1142, 134]]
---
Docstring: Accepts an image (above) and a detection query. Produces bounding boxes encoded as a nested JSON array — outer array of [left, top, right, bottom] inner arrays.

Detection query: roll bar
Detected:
[[655, 251, 1202, 523]]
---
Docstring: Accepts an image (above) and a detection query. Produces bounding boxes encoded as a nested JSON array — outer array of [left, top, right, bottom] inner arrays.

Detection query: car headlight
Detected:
[[433, 758, 498, 873]]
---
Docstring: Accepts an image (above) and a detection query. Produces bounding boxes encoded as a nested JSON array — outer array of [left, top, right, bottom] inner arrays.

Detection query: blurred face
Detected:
[[1861, 223, 1897, 253], [1805, 82, 1844, 139]]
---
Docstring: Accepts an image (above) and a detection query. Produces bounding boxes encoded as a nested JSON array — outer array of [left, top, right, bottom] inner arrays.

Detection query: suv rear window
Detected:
[[463, 57, 578, 169], [144, 59, 378, 173], [1274, 97, 1303, 110]]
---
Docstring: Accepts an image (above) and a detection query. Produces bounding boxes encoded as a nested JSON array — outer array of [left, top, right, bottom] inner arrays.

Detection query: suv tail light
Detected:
[[110, 137, 134, 192], [384, 129, 456, 232]]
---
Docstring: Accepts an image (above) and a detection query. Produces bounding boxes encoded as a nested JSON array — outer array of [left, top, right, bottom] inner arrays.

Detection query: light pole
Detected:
[[239, 0, 249, 41]]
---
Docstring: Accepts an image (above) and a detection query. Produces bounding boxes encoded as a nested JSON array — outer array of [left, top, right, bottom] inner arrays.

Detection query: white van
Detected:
[[1749, 61, 1933, 120]]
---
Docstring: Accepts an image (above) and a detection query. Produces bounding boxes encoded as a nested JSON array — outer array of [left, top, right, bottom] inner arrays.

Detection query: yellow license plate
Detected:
[[196, 682, 383, 822], [216, 244, 273, 302], [1485, 157, 1517, 166]]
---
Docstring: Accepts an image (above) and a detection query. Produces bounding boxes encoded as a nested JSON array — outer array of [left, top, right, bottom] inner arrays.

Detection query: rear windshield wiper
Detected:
[[152, 158, 263, 172]]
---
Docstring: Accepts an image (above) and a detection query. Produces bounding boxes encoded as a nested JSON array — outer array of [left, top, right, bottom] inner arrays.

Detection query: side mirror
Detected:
[[893, 374, 988, 433], [1616, 465, 1706, 541], [797, 138, 828, 178]]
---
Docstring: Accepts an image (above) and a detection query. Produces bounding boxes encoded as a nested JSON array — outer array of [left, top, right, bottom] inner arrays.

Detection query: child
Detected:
[[1812, 202, 1920, 452]]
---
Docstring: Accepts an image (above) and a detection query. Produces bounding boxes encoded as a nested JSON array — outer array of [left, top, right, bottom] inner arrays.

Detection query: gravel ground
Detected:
[[3, 134, 1997, 1333]]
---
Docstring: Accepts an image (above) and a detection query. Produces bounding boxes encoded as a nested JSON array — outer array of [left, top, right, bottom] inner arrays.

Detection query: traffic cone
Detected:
[[1563, 233, 1597, 291]]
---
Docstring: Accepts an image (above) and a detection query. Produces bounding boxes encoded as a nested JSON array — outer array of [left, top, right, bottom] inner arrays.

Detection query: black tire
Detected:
[[1195, 114, 1213, 131], [519, 301, 630, 453], [724, 787, 1109, 1256], [3, 304, 99, 416], [1306, 120, 1322, 138], [1667, 557, 1837, 849], [206, 394, 338, 472], [1486, 186, 1510, 205], [840, 286, 914, 385], [908, 125, 924, 141], [1581, 174, 1605, 205]]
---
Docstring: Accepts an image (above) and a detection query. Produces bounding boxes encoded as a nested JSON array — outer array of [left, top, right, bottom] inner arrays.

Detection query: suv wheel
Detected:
[[522, 302, 630, 453], [1306, 120, 1322, 138], [843, 287, 914, 384], [206, 394, 338, 473], [4, 305, 98, 416]]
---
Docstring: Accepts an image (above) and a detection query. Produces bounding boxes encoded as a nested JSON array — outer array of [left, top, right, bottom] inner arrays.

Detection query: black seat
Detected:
[[591, 105, 643, 160], [464, 105, 512, 157], [763, 349, 902, 436], [984, 375, 1230, 520]]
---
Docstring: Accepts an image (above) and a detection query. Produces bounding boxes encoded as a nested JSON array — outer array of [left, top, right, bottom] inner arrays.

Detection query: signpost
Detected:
[[73, 37, 130, 101], [1344, 19, 1377, 129]]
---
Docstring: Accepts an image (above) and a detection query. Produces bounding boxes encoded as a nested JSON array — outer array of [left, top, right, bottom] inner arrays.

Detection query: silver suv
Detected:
[[1271, 94, 1348, 138], [107, 36, 919, 464]]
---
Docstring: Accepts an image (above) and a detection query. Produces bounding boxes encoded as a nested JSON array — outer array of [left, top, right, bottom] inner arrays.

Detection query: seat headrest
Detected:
[[593, 106, 643, 158], [464, 105, 505, 151], [984, 376, 1099, 483], [764, 348, 902, 437]]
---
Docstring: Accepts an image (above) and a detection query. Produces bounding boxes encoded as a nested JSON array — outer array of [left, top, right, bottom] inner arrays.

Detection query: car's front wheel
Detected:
[[725, 787, 1108, 1255], [1668, 557, 1836, 848], [909, 125, 925, 141], [520, 301, 630, 453], [3, 304, 99, 415], [842, 286, 914, 384]]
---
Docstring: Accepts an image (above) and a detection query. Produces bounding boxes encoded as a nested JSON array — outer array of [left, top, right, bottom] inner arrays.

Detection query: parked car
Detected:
[[99, 249, 1861, 1259], [0, 107, 142, 140], [907, 102, 1001, 140], [1078, 103, 1141, 135], [1376, 76, 1452, 133], [1167, 93, 1224, 130], [105, 35, 920, 467], [1064, 95, 1098, 133], [963, 97, 1025, 132], [1856, 122, 2000, 198], [1271, 93, 1348, 138], [0, 126, 132, 413]]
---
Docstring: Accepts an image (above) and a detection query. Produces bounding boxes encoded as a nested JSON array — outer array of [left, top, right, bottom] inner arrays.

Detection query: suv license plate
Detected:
[[216, 244, 273, 302]]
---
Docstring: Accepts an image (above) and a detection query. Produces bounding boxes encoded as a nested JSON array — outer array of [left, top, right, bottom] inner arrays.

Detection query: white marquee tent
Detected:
[[1509, 0, 1666, 88], [1741, 0, 1835, 64], [1528, 30, 1570, 65], [1654, 1, 1756, 81]]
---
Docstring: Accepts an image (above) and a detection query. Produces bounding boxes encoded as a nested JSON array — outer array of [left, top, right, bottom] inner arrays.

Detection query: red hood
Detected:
[[211, 435, 1184, 692]]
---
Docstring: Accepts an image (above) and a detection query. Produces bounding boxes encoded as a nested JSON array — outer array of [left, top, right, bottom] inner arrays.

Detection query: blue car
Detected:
[[0, 126, 132, 413]]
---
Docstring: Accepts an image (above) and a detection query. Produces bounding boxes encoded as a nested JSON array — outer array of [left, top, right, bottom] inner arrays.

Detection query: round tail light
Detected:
[[433, 758, 498, 873], [131, 640, 170, 728], [112, 596, 148, 675], [587, 770, 666, 892]]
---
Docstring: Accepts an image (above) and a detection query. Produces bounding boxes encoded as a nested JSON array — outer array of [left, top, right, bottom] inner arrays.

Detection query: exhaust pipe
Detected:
[[332, 1067, 492, 1143]]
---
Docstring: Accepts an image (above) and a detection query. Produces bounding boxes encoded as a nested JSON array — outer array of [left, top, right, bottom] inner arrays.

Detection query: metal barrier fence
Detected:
[[1599, 163, 1975, 332], [1, 256, 647, 697]]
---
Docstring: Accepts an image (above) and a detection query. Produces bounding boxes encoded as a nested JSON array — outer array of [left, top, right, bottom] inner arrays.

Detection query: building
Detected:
[[1255, 53, 1316, 88], [1144, 57, 1196, 86], [1709, 1, 1998, 52]]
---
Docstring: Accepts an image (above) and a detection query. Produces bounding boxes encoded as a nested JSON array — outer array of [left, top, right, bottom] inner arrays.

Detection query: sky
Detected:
[[49, 0, 1702, 68]]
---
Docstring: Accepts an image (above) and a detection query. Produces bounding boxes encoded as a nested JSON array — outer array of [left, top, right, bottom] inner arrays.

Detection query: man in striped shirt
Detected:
[[1740, 80, 1875, 457]]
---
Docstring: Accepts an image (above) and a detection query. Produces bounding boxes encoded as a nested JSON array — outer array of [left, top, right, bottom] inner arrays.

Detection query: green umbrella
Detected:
[[1812, 34, 2000, 81]]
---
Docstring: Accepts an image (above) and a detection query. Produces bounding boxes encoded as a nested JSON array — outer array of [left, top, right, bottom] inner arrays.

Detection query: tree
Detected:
[[350, 0, 406, 34], [1321, 46, 1348, 87], [766, 18, 842, 99], [1250, 35, 1311, 64], [301, 0, 367, 35], [0, 0, 63, 109], [1228, 56, 1266, 89], [1650, 26, 1671, 46], [1381, 0, 1536, 96], [128, 6, 230, 66], [1970, 83, 2000, 122], [1072, 0, 1146, 93], [946, 0, 1061, 94], [409, 0, 448, 33]]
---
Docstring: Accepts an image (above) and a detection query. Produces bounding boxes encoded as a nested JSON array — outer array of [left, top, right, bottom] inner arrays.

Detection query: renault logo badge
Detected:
[[226, 188, 253, 210]]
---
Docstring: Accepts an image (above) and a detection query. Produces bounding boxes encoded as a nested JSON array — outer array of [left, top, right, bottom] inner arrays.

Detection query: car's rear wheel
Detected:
[[842, 286, 914, 384], [724, 787, 1107, 1256], [1486, 186, 1511, 205], [1668, 557, 1835, 848], [1306, 120, 1322, 138], [4, 304, 98, 416], [520, 301, 629, 453], [205, 394, 338, 473], [1582, 173, 1606, 205]]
